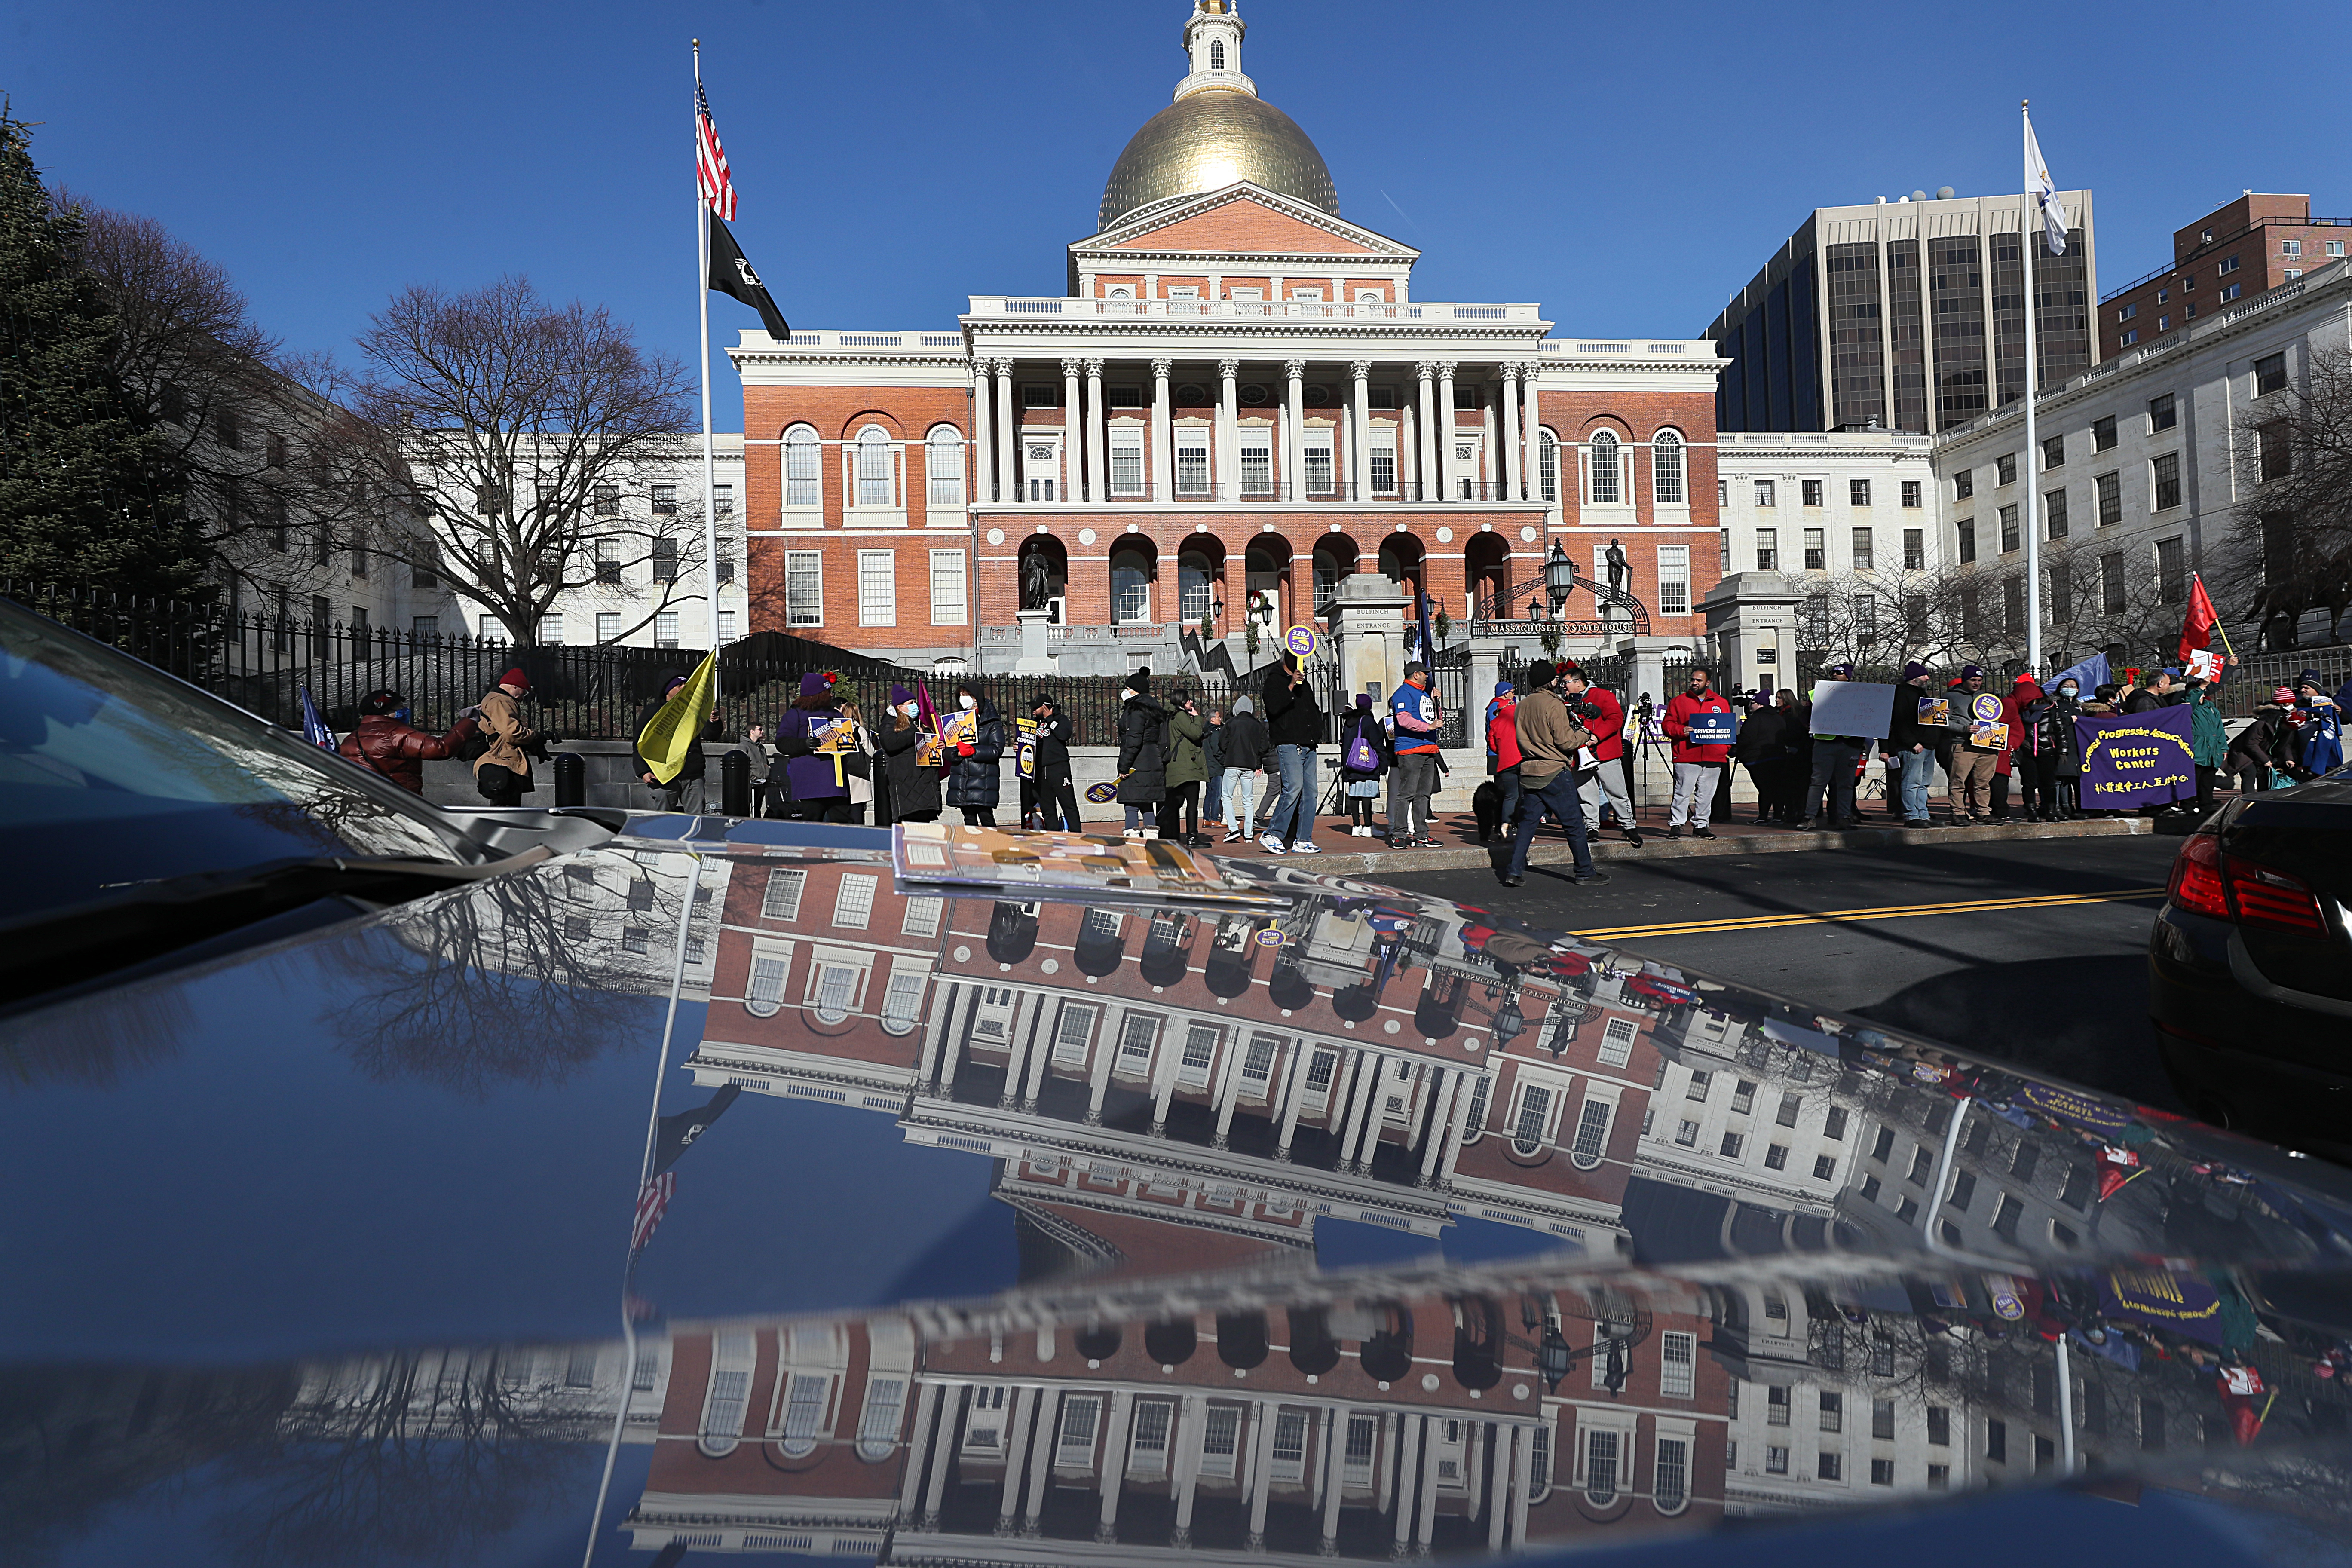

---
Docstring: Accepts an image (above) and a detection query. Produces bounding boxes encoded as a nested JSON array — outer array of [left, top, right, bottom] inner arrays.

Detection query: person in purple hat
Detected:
[[877, 682, 941, 823], [631, 672, 721, 815], [773, 671, 854, 822]]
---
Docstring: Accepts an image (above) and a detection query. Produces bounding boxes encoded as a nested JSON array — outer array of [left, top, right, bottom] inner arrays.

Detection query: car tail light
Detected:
[[2226, 859, 2328, 934], [2167, 833, 2230, 919], [2168, 831, 2330, 934]]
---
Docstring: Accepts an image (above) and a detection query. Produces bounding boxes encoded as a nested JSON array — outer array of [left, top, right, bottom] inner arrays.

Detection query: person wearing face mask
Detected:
[[1025, 693, 1079, 831], [944, 681, 1006, 827], [878, 683, 942, 823], [2289, 675, 2341, 779], [2008, 672, 2062, 822], [1115, 668, 1170, 838], [2049, 675, 2087, 818]]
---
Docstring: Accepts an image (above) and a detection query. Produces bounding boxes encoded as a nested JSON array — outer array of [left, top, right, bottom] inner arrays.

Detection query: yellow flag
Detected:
[[636, 650, 718, 784]]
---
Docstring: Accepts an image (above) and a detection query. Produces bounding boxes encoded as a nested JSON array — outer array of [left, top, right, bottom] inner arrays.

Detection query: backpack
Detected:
[[453, 724, 491, 763]]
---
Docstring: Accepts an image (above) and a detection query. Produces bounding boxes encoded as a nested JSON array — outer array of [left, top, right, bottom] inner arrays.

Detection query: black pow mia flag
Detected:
[[707, 212, 790, 340], [652, 1081, 742, 1176]]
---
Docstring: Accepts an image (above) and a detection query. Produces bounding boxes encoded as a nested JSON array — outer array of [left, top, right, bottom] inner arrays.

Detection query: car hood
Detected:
[[7, 819, 2352, 1567]]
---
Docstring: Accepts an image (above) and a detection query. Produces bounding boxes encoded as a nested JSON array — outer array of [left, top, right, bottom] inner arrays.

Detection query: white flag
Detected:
[[2024, 115, 2067, 256]]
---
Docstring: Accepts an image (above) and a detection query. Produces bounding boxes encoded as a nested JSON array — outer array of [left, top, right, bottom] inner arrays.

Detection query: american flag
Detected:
[[630, 1170, 677, 1257], [696, 83, 735, 222]]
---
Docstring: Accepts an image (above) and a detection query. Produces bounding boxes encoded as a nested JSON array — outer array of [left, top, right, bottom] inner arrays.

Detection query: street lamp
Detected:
[[1543, 542, 1576, 615]]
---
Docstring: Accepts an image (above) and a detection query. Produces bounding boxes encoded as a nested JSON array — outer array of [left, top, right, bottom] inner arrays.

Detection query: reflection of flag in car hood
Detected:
[[1627, 973, 1698, 1007]]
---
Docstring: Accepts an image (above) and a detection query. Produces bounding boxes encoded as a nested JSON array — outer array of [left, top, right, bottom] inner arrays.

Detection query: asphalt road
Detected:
[[1381, 832, 2188, 1112]]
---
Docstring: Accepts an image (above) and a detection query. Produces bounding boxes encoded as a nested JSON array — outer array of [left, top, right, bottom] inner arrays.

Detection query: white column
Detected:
[[1498, 371, 1519, 502], [1326, 1045, 1365, 1134], [1438, 1068, 1480, 1189], [1508, 1418, 1534, 1547], [1415, 1414, 1443, 1547], [1218, 358, 1240, 503], [973, 361, 995, 506], [922, 1384, 967, 1528], [916, 980, 958, 1090], [1171, 1393, 1207, 1546], [1320, 1408, 1347, 1547], [1023, 1390, 1063, 1532], [1085, 1019, 1117, 1127], [1487, 1425, 1515, 1552], [1246, 1397, 1278, 1547], [1084, 358, 1107, 508], [1437, 363, 1459, 502], [1349, 1056, 1391, 1171], [1415, 363, 1439, 504], [899, 1380, 944, 1518], [1096, 1389, 1135, 1541], [1060, 359, 1083, 504], [1211, 1027, 1249, 1149], [1418, 1069, 1462, 1186], [1337, 1050, 1381, 1169], [1274, 1043, 1312, 1160], [1021, 1010, 1054, 1112], [1284, 358, 1308, 500], [937, 990, 968, 1095], [1149, 1026, 1183, 1137], [1151, 357, 1174, 501], [1520, 364, 1542, 508], [1350, 361, 1373, 502], [997, 992, 1036, 1111], [1391, 1410, 1423, 1551], [994, 361, 1017, 505], [997, 1385, 1038, 1531]]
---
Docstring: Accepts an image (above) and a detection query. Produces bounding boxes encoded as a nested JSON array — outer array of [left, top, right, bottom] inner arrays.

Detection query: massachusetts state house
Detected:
[[732, 0, 1725, 675]]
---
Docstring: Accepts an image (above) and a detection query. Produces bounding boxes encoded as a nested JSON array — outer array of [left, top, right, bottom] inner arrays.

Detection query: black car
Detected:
[[2150, 783, 2352, 1162], [9, 596, 2352, 1568]]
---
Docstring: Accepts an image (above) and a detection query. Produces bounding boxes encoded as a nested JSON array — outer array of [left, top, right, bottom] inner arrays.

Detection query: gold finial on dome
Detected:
[[1096, 2, 1337, 230]]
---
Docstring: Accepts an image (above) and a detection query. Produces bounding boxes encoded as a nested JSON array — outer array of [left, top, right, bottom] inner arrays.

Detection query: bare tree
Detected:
[[325, 276, 698, 645], [2208, 344, 2352, 651]]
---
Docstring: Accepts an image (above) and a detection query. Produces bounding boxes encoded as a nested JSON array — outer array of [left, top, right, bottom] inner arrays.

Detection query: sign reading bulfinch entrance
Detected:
[[2075, 707, 2196, 808]]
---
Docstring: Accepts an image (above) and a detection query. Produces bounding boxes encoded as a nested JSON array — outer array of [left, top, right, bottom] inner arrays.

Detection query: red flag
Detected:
[[2178, 576, 2220, 661]]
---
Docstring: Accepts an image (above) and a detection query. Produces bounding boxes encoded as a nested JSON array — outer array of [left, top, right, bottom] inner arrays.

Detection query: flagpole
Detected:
[[695, 40, 723, 704], [2021, 99, 2044, 676]]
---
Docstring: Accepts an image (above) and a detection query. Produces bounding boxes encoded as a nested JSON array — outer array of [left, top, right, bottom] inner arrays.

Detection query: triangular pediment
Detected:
[[1076, 183, 1416, 263]]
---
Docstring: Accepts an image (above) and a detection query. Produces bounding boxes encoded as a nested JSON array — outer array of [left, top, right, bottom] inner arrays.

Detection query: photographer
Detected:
[[1564, 668, 1641, 848], [1498, 661, 1608, 889]]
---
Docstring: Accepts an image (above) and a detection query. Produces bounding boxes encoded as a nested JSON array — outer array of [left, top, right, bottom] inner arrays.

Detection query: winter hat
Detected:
[[1233, 695, 1254, 714], [1355, 692, 1375, 709], [1960, 664, 1985, 682], [1825, 662, 1856, 680], [2295, 668, 2324, 689], [799, 671, 835, 698], [499, 667, 532, 692], [1525, 660, 1556, 689], [1901, 660, 1930, 682], [889, 683, 916, 707], [662, 674, 690, 695], [1494, 680, 1515, 697], [360, 689, 405, 716], [1128, 667, 1152, 695], [1030, 691, 1057, 709], [2275, 686, 2297, 704], [956, 680, 983, 702]]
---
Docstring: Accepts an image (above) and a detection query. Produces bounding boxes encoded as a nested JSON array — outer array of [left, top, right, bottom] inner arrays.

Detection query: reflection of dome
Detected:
[[1099, 89, 1338, 231]]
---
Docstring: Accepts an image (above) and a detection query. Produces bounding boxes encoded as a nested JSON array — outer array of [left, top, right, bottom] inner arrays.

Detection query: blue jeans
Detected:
[[1899, 745, 1937, 821], [1222, 766, 1257, 835], [1505, 768, 1593, 879], [1204, 770, 1224, 822], [1267, 745, 1317, 843]]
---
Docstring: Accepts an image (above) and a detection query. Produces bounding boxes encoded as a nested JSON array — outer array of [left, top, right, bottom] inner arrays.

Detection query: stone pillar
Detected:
[[1498, 370, 1520, 503], [1211, 1026, 1248, 1150], [1152, 357, 1174, 501], [1171, 1393, 1207, 1547], [1439, 1068, 1479, 1188], [1415, 1413, 1443, 1547], [1351, 360, 1373, 502], [1218, 358, 1240, 504], [1437, 363, 1459, 502], [1320, 1407, 1347, 1550], [922, 1384, 966, 1528], [899, 1380, 943, 1518], [1285, 358, 1308, 499], [993, 361, 1017, 506], [1519, 364, 1543, 508], [1060, 359, 1083, 503], [1096, 1389, 1135, 1541], [1390, 1412, 1423, 1552], [1084, 358, 1107, 507], [1486, 1425, 1514, 1552], [1414, 362, 1439, 504], [1024, 1390, 1063, 1533], [1246, 1397, 1277, 1548], [1508, 1418, 1534, 1547], [1417, 1069, 1461, 1186], [1274, 1042, 1312, 1160], [1331, 572, 1411, 742], [997, 1384, 1037, 1532], [973, 361, 995, 505]]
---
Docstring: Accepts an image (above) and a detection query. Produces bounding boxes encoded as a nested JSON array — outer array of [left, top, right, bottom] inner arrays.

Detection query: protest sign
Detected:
[[2076, 707, 2196, 808], [1683, 709, 1737, 746], [1809, 680, 1895, 738], [1917, 696, 1953, 728]]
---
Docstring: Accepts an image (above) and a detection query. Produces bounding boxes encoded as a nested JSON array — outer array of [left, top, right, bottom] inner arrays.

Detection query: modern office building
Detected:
[[2098, 193, 2350, 359], [1707, 193, 2099, 437]]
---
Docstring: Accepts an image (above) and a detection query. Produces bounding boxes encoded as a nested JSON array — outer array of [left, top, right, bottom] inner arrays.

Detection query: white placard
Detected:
[[1809, 680, 1896, 739]]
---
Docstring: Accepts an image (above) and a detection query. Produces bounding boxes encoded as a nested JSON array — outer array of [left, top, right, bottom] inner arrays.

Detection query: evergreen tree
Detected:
[[0, 106, 202, 595]]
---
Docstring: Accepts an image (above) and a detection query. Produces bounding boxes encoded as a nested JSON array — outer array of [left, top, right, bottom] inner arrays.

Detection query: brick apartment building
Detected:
[[2099, 193, 2350, 359], [727, 0, 1722, 675]]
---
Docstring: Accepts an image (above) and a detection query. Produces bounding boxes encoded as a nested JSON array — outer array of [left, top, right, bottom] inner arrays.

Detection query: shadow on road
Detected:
[[1849, 953, 2183, 1113]]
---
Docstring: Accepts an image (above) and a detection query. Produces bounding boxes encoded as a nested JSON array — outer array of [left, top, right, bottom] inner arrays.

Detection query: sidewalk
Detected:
[[1098, 793, 2158, 878]]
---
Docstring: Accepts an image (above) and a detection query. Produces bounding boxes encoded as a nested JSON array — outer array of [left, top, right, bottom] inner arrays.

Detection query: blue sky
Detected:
[[12, 0, 2347, 428]]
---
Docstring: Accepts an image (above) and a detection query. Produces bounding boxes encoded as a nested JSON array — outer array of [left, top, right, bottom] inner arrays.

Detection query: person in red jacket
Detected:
[[1567, 668, 1642, 847], [337, 689, 478, 796], [1661, 666, 1735, 838], [1485, 680, 1523, 838]]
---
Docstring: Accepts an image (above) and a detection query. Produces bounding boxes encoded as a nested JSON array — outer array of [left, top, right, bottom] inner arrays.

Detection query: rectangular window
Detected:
[[787, 434, 821, 506], [1109, 432, 1145, 496], [1954, 470, 1973, 500], [1172, 1019, 1215, 1083], [2149, 393, 2177, 432], [1903, 527, 1924, 569], [832, 873, 876, 929], [1818, 1450, 1841, 1481], [2218, 254, 2240, 275], [1344, 1415, 1378, 1487], [1813, 1154, 1838, 1181], [2259, 422, 2291, 481], [1850, 478, 1871, 506], [1995, 453, 2016, 486], [1269, 1411, 1309, 1484], [1999, 504, 2019, 553], [1686, 1069, 1711, 1102], [1754, 479, 1776, 508], [2153, 451, 2181, 510], [858, 551, 896, 627], [1304, 436, 1334, 496], [2121, 330, 2138, 346], [1675, 1119, 1700, 1146], [1819, 1392, 1842, 1433], [1851, 528, 1874, 570], [1599, 1015, 1639, 1067], [2117, 303, 2136, 322], [714, 482, 734, 516], [1176, 432, 1210, 496], [1802, 478, 1824, 507], [786, 550, 822, 626], [2157, 535, 2187, 604], [1926, 1405, 1950, 1446], [716, 609, 737, 642], [1570, 1098, 1614, 1164], [900, 897, 943, 938], [2093, 415, 2117, 451], [1764, 1143, 1788, 1170], [2043, 433, 2065, 469], [412, 616, 441, 637], [1370, 439, 1397, 496], [653, 611, 679, 648], [1900, 479, 1921, 509], [595, 611, 621, 643], [2256, 352, 2288, 396], [1660, 1332, 1695, 1398], [1055, 1396, 1101, 1467], [928, 549, 968, 626], [1510, 1083, 1553, 1154], [594, 482, 619, 516], [1766, 1445, 1789, 1474], [1804, 527, 1826, 570], [1198, 1406, 1241, 1479], [1986, 1417, 2008, 1463], [1022, 383, 1059, 408], [1128, 1400, 1172, 1475], [2096, 471, 2122, 526], [1957, 519, 1975, 564], [1719, 1130, 1743, 1158], [1776, 1093, 1802, 1127], [1050, 1001, 1099, 1067], [650, 483, 677, 514], [595, 536, 622, 583], [1719, 530, 1733, 573], [1584, 1428, 1620, 1503], [2046, 487, 2069, 539], [1657, 545, 1689, 616], [1655, 1437, 1688, 1512], [2220, 282, 2240, 301], [1755, 528, 1778, 571], [1239, 436, 1272, 495]]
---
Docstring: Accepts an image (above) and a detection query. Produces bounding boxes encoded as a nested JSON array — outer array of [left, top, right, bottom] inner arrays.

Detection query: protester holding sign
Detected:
[[1799, 663, 1889, 830], [2289, 674, 2342, 779], [1662, 666, 1734, 839], [2185, 678, 2229, 811], [2009, 674, 2066, 821], [1884, 662, 1945, 827], [1949, 665, 2012, 823], [2076, 703, 2198, 808]]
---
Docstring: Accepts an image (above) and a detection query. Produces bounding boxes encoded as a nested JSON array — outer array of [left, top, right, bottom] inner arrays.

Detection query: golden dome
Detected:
[[1097, 87, 1339, 232]]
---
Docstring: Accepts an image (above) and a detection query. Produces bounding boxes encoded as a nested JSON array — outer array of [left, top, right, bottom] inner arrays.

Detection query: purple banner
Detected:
[[2075, 707, 2196, 808]]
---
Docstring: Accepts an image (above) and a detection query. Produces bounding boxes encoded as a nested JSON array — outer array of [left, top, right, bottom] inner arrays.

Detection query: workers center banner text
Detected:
[[2075, 707, 2196, 807]]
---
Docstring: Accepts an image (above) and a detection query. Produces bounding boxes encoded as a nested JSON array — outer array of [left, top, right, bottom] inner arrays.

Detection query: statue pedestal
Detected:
[[1330, 574, 1409, 711], [1012, 609, 1058, 675]]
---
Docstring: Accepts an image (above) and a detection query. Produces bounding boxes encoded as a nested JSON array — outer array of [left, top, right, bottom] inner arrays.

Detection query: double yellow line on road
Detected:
[[1573, 886, 2169, 942]]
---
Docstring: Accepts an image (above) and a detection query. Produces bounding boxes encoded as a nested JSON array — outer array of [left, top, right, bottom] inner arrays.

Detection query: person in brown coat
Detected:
[[337, 689, 477, 795], [470, 667, 543, 807]]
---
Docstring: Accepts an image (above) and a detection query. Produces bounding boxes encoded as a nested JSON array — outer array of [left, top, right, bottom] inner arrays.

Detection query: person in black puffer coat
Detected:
[[944, 681, 1006, 826], [1116, 668, 1169, 838], [878, 682, 941, 822]]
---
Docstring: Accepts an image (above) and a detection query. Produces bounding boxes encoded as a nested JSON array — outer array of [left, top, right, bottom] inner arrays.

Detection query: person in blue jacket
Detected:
[[1387, 664, 1443, 847], [2292, 672, 2343, 778]]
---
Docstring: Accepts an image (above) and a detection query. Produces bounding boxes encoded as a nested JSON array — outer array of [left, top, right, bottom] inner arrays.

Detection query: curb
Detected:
[[1212, 816, 2154, 878]]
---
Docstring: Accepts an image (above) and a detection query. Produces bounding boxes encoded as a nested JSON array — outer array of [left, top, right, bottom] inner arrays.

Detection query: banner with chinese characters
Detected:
[[2076, 706, 2196, 808]]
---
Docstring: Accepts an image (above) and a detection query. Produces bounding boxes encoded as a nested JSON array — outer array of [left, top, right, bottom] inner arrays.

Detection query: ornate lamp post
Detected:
[[1543, 542, 1576, 616]]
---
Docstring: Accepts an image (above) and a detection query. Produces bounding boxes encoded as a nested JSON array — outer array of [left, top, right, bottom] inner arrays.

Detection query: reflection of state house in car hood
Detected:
[[9, 818, 2352, 1567]]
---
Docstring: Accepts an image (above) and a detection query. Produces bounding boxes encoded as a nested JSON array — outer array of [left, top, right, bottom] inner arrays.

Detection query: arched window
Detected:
[[697, 1332, 756, 1457], [1538, 429, 1559, 503], [1209, 38, 1226, 70], [926, 425, 962, 508], [1177, 550, 1213, 624], [1112, 548, 1152, 623], [1653, 429, 1685, 505], [854, 1375, 909, 1461], [1588, 430, 1621, 506], [855, 426, 893, 508], [784, 424, 820, 508]]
